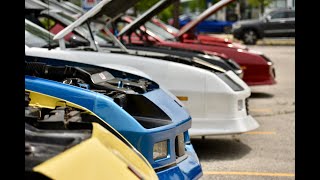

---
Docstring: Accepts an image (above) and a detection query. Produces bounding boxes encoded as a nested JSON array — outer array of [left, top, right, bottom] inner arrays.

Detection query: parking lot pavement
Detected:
[[192, 46, 295, 180], [210, 34, 295, 46]]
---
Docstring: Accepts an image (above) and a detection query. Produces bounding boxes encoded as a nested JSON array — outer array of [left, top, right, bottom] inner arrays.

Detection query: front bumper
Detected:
[[186, 71, 259, 136], [156, 144, 203, 180], [243, 60, 277, 86], [26, 77, 203, 179], [189, 115, 259, 136]]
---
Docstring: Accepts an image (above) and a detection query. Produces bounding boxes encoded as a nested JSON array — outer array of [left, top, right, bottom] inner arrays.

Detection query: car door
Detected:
[[263, 10, 292, 37]]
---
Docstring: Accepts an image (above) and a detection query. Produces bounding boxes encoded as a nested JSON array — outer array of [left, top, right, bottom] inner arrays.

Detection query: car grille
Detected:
[[175, 133, 185, 158]]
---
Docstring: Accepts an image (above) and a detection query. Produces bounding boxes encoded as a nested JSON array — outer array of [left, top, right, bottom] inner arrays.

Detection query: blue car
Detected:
[[179, 14, 234, 34], [25, 58, 202, 179]]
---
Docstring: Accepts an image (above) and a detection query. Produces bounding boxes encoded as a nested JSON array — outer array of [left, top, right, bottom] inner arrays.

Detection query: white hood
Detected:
[[25, 47, 152, 80]]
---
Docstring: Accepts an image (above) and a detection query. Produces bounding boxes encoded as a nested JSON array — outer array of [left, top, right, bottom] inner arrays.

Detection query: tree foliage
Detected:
[[134, 0, 218, 22], [134, 0, 159, 13], [247, 0, 274, 14], [187, 0, 207, 12], [134, 0, 176, 22]]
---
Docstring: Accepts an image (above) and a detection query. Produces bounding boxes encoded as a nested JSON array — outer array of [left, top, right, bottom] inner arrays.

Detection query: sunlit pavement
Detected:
[[192, 46, 295, 180], [208, 34, 295, 46]]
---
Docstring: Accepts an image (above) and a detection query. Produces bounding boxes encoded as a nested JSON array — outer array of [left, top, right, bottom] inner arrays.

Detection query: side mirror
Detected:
[[265, 15, 271, 22]]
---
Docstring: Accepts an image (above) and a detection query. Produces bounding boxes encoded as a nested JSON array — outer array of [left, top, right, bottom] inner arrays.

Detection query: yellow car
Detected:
[[25, 90, 158, 180]]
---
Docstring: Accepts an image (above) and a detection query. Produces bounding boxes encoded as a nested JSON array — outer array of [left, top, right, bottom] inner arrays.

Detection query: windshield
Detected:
[[25, 20, 58, 48], [49, 11, 111, 46], [145, 21, 176, 41], [155, 19, 179, 34], [25, 30, 48, 48], [56, 12, 110, 44]]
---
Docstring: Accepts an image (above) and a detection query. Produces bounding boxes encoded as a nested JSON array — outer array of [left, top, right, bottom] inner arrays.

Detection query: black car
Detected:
[[232, 8, 295, 45]]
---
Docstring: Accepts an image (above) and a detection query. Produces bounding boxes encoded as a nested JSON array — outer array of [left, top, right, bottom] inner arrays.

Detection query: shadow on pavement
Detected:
[[250, 92, 274, 99], [191, 137, 251, 161]]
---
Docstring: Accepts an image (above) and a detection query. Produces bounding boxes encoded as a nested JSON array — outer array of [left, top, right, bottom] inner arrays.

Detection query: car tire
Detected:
[[223, 26, 232, 34], [242, 30, 258, 45]]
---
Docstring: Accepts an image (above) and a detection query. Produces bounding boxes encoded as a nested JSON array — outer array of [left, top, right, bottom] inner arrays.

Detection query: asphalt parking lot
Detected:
[[191, 45, 295, 180]]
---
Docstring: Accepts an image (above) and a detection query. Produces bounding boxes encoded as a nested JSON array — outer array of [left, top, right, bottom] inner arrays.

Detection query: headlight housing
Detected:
[[153, 140, 168, 160], [217, 73, 244, 91], [175, 133, 185, 157]]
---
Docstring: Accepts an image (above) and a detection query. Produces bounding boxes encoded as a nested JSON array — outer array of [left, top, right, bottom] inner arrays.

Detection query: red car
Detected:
[[151, 18, 247, 50], [116, 0, 276, 86]]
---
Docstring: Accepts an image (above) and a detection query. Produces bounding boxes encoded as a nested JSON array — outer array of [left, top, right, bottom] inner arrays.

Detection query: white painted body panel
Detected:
[[26, 47, 259, 136]]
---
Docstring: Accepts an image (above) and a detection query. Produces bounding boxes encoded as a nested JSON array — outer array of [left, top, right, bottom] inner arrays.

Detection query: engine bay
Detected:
[[25, 59, 173, 128]]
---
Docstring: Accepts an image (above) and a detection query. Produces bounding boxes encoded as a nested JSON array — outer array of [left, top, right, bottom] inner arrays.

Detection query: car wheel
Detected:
[[223, 26, 232, 34], [242, 30, 258, 45]]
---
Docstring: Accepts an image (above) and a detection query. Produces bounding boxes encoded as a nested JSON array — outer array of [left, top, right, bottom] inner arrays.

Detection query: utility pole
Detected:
[[173, 0, 180, 28]]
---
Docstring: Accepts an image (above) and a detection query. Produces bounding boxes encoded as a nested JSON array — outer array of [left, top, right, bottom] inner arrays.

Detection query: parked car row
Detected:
[[25, 0, 277, 179]]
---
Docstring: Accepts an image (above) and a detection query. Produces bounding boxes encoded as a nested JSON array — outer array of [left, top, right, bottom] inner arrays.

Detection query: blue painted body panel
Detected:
[[180, 19, 234, 33], [25, 75, 202, 179]]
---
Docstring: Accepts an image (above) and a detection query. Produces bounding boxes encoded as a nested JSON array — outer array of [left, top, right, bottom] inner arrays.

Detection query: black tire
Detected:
[[242, 30, 258, 45], [223, 26, 232, 34]]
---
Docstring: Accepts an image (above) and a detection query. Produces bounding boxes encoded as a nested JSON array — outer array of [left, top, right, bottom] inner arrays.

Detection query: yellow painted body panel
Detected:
[[26, 90, 158, 180], [27, 89, 90, 112]]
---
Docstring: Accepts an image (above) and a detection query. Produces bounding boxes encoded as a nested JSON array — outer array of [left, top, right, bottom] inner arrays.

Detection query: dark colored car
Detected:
[[232, 8, 295, 45]]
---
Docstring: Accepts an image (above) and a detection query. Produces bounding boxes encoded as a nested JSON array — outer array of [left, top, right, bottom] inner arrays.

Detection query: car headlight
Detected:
[[153, 140, 168, 160], [217, 73, 244, 91], [232, 23, 241, 29]]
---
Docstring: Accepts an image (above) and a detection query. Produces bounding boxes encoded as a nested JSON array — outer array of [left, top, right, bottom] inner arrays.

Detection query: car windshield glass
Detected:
[[270, 11, 286, 19], [145, 21, 174, 40], [56, 12, 112, 45], [155, 19, 179, 34], [25, 30, 48, 48], [287, 11, 295, 18], [25, 21, 58, 48], [80, 21, 114, 44], [145, 21, 176, 41]]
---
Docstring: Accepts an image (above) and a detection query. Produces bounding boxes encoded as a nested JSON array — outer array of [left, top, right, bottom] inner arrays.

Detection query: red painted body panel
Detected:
[[158, 41, 276, 86], [119, 17, 276, 86]]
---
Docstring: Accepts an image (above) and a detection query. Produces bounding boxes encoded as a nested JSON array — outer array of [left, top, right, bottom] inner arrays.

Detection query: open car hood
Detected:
[[176, 0, 236, 37], [25, 0, 46, 10], [53, 0, 140, 41], [118, 0, 175, 36], [118, 0, 235, 38]]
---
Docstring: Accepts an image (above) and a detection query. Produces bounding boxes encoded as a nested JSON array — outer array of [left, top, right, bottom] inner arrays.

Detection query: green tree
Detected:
[[134, 0, 159, 14], [187, 0, 207, 12], [134, 0, 182, 23], [247, 0, 274, 15]]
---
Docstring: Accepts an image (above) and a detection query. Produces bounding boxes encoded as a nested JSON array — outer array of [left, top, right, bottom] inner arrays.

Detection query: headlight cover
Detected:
[[217, 73, 244, 91], [153, 140, 168, 160]]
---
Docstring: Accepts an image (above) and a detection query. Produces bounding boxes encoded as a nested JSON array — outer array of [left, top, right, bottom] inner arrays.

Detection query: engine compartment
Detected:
[[25, 60, 173, 128], [25, 91, 93, 171]]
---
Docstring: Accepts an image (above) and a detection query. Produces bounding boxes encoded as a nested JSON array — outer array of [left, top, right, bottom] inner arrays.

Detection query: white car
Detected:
[[25, 0, 259, 136]]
